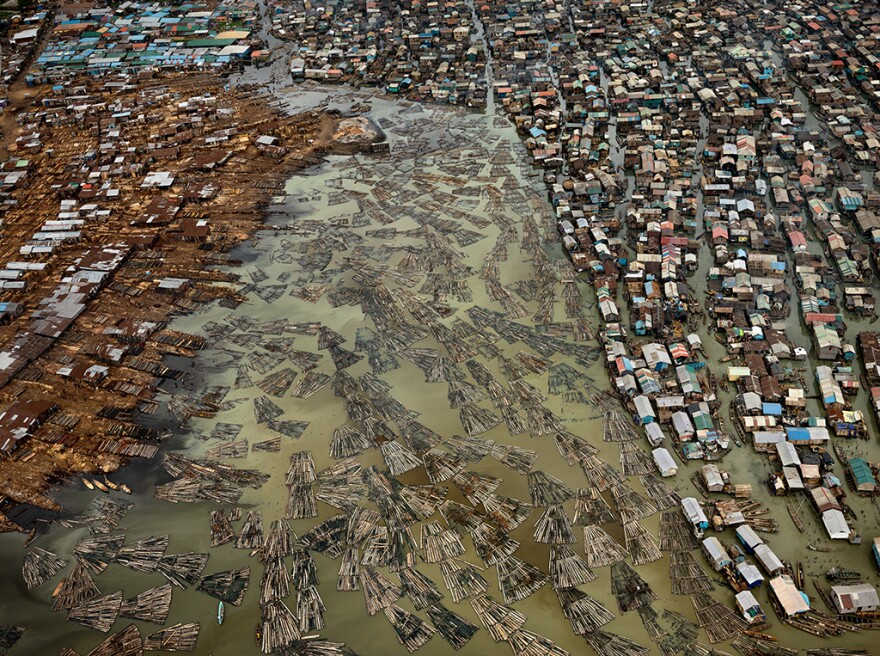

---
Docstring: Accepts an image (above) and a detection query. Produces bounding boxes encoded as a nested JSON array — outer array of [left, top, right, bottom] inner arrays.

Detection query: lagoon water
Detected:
[[1, 89, 879, 656]]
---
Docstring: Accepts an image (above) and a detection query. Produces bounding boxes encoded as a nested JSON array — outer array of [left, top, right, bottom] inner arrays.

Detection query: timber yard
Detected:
[[1, 0, 880, 655]]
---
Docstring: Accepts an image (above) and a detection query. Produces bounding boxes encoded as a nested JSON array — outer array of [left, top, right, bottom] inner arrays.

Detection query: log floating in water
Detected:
[[254, 395, 284, 424], [291, 371, 331, 398], [553, 431, 597, 465], [73, 534, 125, 575], [143, 622, 200, 652], [638, 474, 680, 510], [580, 454, 625, 491], [556, 586, 614, 634], [296, 586, 326, 633], [256, 368, 298, 397], [582, 525, 627, 568], [470, 593, 525, 642], [458, 404, 501, 436], [482, 494, 532, 532], [298, 516, 347, 560], [426, 603, 478, 651], [623, 521, 662, 566], [691, 592, 748, 644], [470, 522, 519, 567], [22, 548, 68, 590], [119, 584, 173, 624], [236, 511, 264, 550], [495, 555, 547, 605], [583, 629, 650, 656], [384, 604, 436, 653], [291, 549, 319, 590], [669, 551, 714, 596], [439, 560, 488, 603], [611, 562, 658, 612], [572, 487, 617, 526], [0, 625, 24, 654], [528, 471, 574, 506], [398, 567, 443, 611], [444, 436, 493, 463], [261, 600, 300, 654], [610, 483, 658, 524], [85, 623, 142, 656], [420, 522, 465, 563], [330, 426, 372, 459], [422, 449, 466, 483], [260, 556, 291, 606], [116, 535, 169, 573], [548, 545, 595, 589], [52, 562, 101, 612], [659, 511, 700, 552], [197, 567, 250, 606], [210, 510, 236, 548], [157, 552, 209, 590], [489, 444, 537, 475], [337, 547, 360, 591], [507, 629, 569, 656], [379, 441, 422, 476], [452, 471, 500, 505], [360, 566, 402, 616], [253, 436, 282, 452], [68, 591, 122, 633], [533, 505, 576, 544]]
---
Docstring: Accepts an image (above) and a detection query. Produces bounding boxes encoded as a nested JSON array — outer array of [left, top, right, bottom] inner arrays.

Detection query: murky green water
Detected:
[[1, 90, 879, 656]]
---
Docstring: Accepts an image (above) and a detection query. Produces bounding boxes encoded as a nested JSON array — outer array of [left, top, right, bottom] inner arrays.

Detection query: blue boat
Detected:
[[218, 601, 225, 625]]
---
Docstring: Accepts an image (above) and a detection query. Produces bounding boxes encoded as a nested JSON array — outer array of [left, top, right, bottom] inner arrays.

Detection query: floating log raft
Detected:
[[261, 556, 291, 605], [439, 560, 488, 603], [116, 535, 168, 573], [423, 449, 466, 483], [583, 630, 649, 656], [638, 474, 680, 510], [360, 566, 402, 616], [448, 380, 486, 408], [553, 431, 597, 464], [692, 593, 748, 643], [384, 604, 436, 653], [286, 452, 317, 485], [483, 494, 532, 532], [496, 555, 547, 605], [86, 624, 142, 656], [68, 591, 122, 633], [623, 521, 662, 566], [205, 440, 249, 460], [533, 505, 576, 544], [119, 584, 173, 624], [507, 629, 569, 656], [22, 548, 68, 590], [317, 326, 346, 349], [330, 426, 372, 459], [253, 437, 281, 452], [398, 567, 443, 611], [549, 545, 595, 589], [470, 593, 526, 642], [291, 550, 319, 589], [426, 603, 478, 651], [604, 411, 638, 442], [52, 562, 101, 612], [420, 522, 465, 563], [298, 516, 347, 559], [572, 487, 617, 525], [659, 511, 700, 552], [257, 368, 298, 397], [0, 626, 23, 654], [337, 547, 360, 592], [400, 420, 442, 453], [84, 498, 134, 536], [74, 534, 125, 574], [730, 635, 798, 656], [528, 471, 574, 506], [580, 455, 625, 491], [618, 442, 656, 476], [261, 600, 300, 654], [291, 371, 331, 398], [209, 423, 242, 441], [452, 471, 500, 505], [380, 441, 422, 476], [268, 419, 309, 439], [669, 551, 714, 596], [236, 511, 264, 550], [143, 623, 199, 652], [296, 586, 326, 633], [254, 395, 284, 424], [287, 484, 318, 519], [197, 567, 250, 606], [470, 522, 519, 566], [210, 510, 236, 547], [444, 436, 493, 462], [610, 483, 658, 524], [611, 562, 659, 612], [582, 525, 627, 568], [458, 404, 501, 436], [556, 586, 614, 634], [489, 444, 537, 474]]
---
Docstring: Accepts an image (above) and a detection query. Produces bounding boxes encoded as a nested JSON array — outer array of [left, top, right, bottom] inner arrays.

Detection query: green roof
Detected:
[[184, 38, 236, 47], [850, 458, 877, 487]]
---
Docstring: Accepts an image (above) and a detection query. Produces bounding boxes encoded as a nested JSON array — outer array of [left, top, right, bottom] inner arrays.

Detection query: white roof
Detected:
[[769, 575, 810, 615], [754, 544, 784, 573], [822, 509, 850, 540], [652, 447, 677, 474]]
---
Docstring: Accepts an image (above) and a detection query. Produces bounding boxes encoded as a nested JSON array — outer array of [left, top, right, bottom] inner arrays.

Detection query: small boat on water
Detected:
[[82, 478, 94, 491], [92, 479, 109, 493], [104, 478, 119, 491], [218, 601, 225, 625], [119, 484, 132, 495]]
